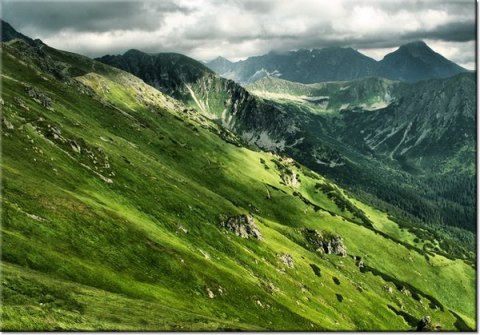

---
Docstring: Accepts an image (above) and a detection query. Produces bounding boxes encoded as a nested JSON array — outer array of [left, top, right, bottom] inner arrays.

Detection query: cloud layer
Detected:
[[2, 0, 476, 69]]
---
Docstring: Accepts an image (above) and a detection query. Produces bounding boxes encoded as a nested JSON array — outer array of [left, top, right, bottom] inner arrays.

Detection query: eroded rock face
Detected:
[[220, 214, 263, 240], [304, 229, 347, 257]]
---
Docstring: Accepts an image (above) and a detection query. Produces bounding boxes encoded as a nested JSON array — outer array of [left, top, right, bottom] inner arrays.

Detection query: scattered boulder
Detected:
[[220, 214, 263, 240], [383, 285, 393, 294], [416, 315, 432, 331], [198, 249, 210, 260], [266, 282, 280, 293], [304, 229, 347, 256], [281, 169, 300, 188], [14, 96, 28, 109], [401, 287, 412, 297], [279, 253, 294, 268], [354, 256, 364, 269], [24, 84, 53, 110], [69, 140, 81, 153], [3, 118, 14, 130], [206, 288, 215, 299], [176, 224, 188, 234], [46, 125, 66, 142]]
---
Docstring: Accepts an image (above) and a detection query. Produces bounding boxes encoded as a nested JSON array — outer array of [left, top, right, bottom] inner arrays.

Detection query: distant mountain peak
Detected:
[[402, 40, 428, 48], [206, 39, 468, 84], [379, 41, 466, 82], [395, 40, 436, 57], [206, 55, 235, 74], [123, 49, 146, 56], [211, 56, 232, 62]]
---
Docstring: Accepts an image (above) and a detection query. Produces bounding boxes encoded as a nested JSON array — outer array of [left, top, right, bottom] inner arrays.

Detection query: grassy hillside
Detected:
[[1, 39, 475, 331], [97, 50, 476, 242], [246, 75, 476, 250]]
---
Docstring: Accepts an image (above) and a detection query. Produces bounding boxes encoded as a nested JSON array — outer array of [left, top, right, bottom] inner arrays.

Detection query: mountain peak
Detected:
[[206, 55, 234, 73], [211, 56, 232, 63], [402, 40, 428, 48], [1, 19, 35, 45], [397, 40, 434, 56], [123, 49, 146, 57], [379, 40, 466, 82]]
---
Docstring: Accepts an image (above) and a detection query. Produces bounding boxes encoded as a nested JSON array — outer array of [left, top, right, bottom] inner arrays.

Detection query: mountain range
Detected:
[[1, 19, 476, 331], [98, 48, 476, 239], [206, 42, 468, 84]]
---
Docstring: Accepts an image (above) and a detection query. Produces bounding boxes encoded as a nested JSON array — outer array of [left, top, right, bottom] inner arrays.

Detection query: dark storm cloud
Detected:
[[0, 0, 475, 68], [403, 20, 476, 43], [1, 1, 189, 34]]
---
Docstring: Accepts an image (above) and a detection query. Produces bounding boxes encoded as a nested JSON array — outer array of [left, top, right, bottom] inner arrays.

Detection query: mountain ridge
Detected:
[[1, 19, 36, 45], [206, 42, 467, 84]]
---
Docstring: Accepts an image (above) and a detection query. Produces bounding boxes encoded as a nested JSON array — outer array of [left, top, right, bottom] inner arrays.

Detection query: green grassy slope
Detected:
[[246, 75, 476, 255], [1, 39, 475, 331]]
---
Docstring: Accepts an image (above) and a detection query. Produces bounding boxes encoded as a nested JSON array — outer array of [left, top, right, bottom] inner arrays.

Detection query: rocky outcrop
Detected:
[[24, 84, 53, 110], [220, 214, 263, 240], [354, 256, 364, 269], [383, 285, 393, 294], [279, 253, 294, 268], [304, 229, 347, 256], [281, 169, 299, 188], [416, 315, 432, 331]]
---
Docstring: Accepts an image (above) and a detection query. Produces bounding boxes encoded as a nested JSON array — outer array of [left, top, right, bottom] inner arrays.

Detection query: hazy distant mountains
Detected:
[[207, 41, 468, 84]]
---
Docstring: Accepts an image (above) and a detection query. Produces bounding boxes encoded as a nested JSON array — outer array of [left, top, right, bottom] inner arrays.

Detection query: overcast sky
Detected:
[[1, 0, 476, 69]]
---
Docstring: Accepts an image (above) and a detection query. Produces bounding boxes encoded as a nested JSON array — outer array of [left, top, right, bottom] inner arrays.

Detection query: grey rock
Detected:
[[69, 140, 81, 153], [14, 96, 28, 109], [417, 315, 432, 331], [3, 118, 14, 130], [383, 285, 393, 294], [279, 253, 294, 268], [355, 256, 364, 269], [304, 229, 347, 257], [24, 85, 53, 110], [220, 214, 263, 240]]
